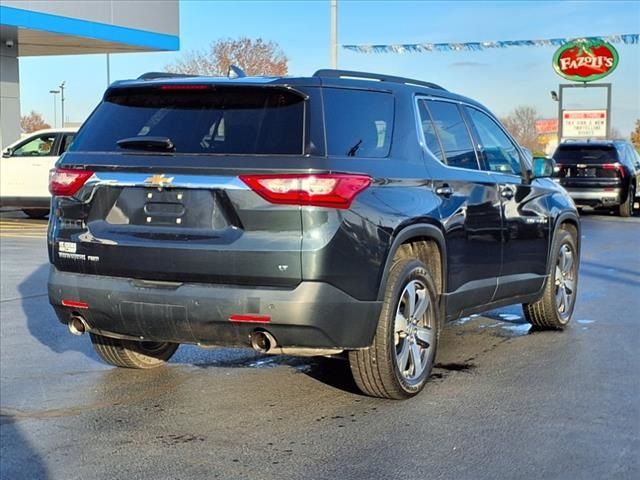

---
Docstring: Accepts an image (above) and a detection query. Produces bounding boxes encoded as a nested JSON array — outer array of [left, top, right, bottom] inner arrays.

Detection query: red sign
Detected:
[[535, 119, 558, 134], [553, 39, 619, 82]]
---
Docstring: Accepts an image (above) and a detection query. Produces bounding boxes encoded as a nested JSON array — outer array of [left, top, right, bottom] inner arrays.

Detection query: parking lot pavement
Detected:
[[1, 211, 639, 480]]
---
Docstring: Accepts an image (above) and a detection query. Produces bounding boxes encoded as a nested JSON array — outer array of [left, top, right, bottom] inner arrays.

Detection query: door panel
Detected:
[[490, 173, 551, 298], [463, 106, 550, 301], [418, 99, 502, 318]]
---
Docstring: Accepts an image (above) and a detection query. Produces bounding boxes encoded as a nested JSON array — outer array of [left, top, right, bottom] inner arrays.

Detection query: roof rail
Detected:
[[137, 72, 198, 80], [313, 69, 446, 91]]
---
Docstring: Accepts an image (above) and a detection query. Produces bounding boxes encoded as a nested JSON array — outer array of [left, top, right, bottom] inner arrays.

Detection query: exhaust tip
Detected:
[[68, 316, 87, 336], [250, 330, 276, 353]]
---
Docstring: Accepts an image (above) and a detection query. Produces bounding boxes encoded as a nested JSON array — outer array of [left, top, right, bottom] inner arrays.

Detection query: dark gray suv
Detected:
[[47, 69, 580, 399]]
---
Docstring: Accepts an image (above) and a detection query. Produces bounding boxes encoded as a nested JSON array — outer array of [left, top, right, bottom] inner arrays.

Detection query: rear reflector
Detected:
[[49, 168, 94, 196], [240, 173, 371, 209], [229, 314, 271, 323], [602, 163, 625, 177], [61, 299, 89, 310]]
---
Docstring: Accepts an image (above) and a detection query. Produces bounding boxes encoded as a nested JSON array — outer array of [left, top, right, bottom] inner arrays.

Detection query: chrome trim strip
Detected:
[[84, 172, 249, 190]]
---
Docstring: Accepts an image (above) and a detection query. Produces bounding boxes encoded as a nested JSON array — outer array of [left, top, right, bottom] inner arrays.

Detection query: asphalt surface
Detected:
[[1, 209, 639, 480]]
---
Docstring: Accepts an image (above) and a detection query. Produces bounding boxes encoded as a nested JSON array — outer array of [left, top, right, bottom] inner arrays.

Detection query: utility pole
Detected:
[[49, 90, 59, 128], [106, 54, 111, 86], [330, 0, 338, 68], [59, 81, 66, 128]]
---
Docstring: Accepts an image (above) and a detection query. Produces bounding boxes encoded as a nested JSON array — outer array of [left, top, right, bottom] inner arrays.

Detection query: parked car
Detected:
[[552, 139, 640, 217], [1, 127, 78, 218], [47, 69, 580, 399]]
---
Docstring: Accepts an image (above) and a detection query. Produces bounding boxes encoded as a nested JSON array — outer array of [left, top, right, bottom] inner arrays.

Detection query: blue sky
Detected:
[[19, 0, 640, 134]]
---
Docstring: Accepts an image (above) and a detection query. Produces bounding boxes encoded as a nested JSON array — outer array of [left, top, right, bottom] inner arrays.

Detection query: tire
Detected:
[[523, 229, 578, 330], [618, 183, 635, 217], [90, 333, 179, 369], [349, 258, 440, 399], [22, 209, 48, 219]]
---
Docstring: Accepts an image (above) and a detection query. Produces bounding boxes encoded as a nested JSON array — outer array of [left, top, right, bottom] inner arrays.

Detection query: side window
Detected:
[[417, 100, 444, 162], [426, 101, 479, 170], [465, 107, 522, 175], [323, 88, 394, 158], [59, 134, 75, 154], [12, 134, 57, 157]]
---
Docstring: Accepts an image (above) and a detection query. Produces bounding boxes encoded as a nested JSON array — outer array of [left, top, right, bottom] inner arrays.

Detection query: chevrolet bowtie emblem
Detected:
[[144, 174, 174, 186]]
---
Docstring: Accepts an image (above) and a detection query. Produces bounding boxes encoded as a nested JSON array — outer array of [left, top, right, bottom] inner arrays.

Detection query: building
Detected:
[[0, 1, 179, 147]]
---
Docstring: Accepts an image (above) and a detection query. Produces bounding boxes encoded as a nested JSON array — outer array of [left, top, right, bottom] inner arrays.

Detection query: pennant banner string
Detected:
[[342, 34, 639, 54]]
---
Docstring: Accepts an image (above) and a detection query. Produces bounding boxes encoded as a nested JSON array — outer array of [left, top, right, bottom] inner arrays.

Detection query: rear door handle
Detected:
[[500, 187, 514, 200], [435, 184, 453, 197]]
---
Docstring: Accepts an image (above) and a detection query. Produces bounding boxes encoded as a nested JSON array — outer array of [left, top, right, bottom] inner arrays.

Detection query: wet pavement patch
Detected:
[[435, 362, 476, 372]]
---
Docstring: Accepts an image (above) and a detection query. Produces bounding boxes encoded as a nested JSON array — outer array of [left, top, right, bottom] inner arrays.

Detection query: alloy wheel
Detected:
[[555, 243, 576, 320], [394, 279, 433, 383]]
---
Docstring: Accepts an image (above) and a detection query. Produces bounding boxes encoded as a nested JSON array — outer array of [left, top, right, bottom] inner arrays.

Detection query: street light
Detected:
[[49, 89, 60, 128], [59, 81, 66, 128]]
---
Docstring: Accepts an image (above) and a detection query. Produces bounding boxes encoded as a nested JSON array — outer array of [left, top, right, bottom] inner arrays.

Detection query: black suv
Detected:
[[47, 69, 580, 399], [553, 139, 640, 217]]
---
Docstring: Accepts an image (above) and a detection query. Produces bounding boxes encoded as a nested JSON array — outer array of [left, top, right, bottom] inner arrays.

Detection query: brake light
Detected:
[[160, 84, 210, 90], [49, 168, 94, 196], [602, 163, 625, 178], [240, 174, 371, 209]]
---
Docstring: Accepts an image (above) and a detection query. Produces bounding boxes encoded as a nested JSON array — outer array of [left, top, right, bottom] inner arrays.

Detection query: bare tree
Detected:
[[500, 106, 541, 153], [608, 126, 622, 139], [166, 37, 288, 76], [631, 119, 640, 149], [20, 111, 51, 133]]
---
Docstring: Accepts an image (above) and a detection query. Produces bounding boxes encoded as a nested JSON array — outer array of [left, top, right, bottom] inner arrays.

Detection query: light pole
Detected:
[[49, 89, 60, 128], [59, 81, 66, 128], [330, 0, 338, 68]]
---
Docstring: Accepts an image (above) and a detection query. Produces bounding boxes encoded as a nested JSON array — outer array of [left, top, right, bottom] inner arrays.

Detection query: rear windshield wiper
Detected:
[[116, 136, 176, 152]]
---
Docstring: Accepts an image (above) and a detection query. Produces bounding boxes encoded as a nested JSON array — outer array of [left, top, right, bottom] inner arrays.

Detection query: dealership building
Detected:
[[0, 1, 180, 147]]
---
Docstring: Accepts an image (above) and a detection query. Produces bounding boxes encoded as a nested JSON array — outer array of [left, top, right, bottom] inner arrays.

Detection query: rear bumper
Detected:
[[48, 267, 382, 349], [565, 187, 621, 206]]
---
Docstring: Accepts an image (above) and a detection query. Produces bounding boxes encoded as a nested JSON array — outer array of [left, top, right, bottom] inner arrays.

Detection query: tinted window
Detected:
[[12, 134, 57, 157], [466, 107, 522, 175], [71, 87, 304, 155], [59, 134, 75, 154], [553, 146, 618, 164], [323, 88, 393, 157], [417, 100, 444, 162], [426, 101, 478, 169]]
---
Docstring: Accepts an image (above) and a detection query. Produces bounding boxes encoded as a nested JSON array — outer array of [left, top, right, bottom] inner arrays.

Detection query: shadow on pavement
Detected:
[[0, 415, 49, 479], [20, 264, 97, 361]]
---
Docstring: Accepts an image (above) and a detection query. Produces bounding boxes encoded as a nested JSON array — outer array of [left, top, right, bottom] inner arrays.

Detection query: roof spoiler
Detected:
[[138, 66, 248, 81]]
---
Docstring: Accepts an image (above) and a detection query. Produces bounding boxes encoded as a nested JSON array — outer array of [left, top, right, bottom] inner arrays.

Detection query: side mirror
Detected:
[[2, 148, 13, 158], [532, 157, 555, 178]]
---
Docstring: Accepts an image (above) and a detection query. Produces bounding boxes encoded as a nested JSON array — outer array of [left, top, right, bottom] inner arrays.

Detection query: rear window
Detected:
[[70, 86, 305, 155], [553, 146, 618, 164], [323, 88, 393, 157]]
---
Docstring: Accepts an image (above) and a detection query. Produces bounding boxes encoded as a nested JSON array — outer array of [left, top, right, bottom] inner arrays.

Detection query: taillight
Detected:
[[602, 163, 625, 178], [240, 174, 371, 209], [49, 168, 94, 196]]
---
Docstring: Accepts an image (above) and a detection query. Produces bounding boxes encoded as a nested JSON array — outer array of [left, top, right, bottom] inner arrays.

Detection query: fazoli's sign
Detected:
[[553, 39, 619, 82]]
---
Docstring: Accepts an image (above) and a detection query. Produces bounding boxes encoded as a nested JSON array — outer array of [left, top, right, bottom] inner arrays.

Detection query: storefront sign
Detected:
[[553, 39, 618, 82], [562, 110, 607, 138], [535, 119, 559, 135]]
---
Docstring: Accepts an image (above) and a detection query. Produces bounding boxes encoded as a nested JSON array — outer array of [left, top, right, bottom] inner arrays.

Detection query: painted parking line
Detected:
[[0, 219, 48, 238]]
